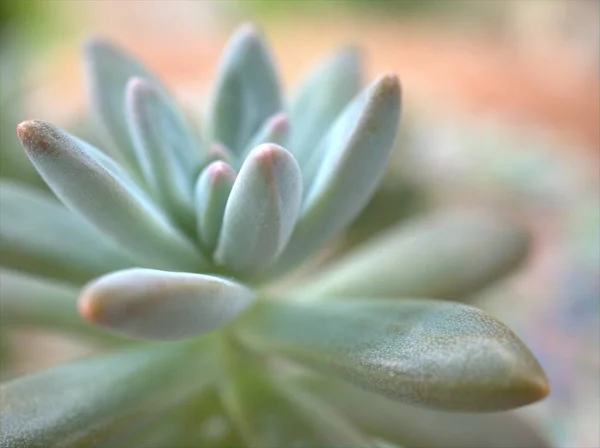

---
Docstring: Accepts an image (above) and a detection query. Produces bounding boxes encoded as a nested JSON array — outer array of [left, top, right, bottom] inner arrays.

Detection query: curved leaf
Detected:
[[17, 120, 206, 271], [299, 211, 531, 301], [207, 24, 282, 155], [84, 38, 165, 172], [220, 365, 369, 447], [214, 144, 302, 275], [79, 268, 256, 340], [194, 161, 236, 253], [0, 181, 134, 284], [125, 77, 202, 225], [237, 298, 549, 411], [300, 375, 550, 448], [268, 75, 401, 278], [0, 341, 217, 448], [290, 46, 361, 165], [240, 112, 289, 162], [0, 269, 123, 343]]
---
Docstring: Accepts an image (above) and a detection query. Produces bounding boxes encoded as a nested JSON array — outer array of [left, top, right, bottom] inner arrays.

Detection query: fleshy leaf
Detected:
[[84, 38, 165, 172], [207, 24, 282, 155], [0, 269, 123, 343], [268, 75, 401, 278], [194, 161, 236, 253], [299, 211, 531, 301], [0, 181, 134, 284], [214, 144, 302, 275], [79, 268, 256, 340], [237, 298, 549, 411], [125, 77, 202, 225], [290, 47, 361, 165], [240, 112, 289, 162], [0, 342, 217, 448], [220, 365, 369, 447], [17, 120, 206, 271], [300, 375, 550, 448]]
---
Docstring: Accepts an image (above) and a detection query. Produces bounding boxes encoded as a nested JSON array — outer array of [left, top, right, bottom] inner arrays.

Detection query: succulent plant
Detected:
[[0, 24, 550, 447]]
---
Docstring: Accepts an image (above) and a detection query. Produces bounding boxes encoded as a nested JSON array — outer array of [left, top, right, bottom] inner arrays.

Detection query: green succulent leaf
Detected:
[[220, 366, 370, 447], [0, 181, 134, 284], [79, 268, 256, 340], [290, 46, 361, 165], [0, 341, 217, 448], [16, 120, 206, 271], [269, 75, 401, 277], [214, 144, 302, 275], [299, 211, 531, 301], [125, 77, 202, 225], [194, 161, 236, 253], [0, 269, 123, 343], [300, 375, 550, 448], [240, 112, 289, 162], [237, 298, 549, 411], [84, 38, 165, 173], [207, 24, 282, 155]]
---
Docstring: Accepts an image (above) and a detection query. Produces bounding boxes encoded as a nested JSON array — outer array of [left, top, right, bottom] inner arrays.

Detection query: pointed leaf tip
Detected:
[[79, 268, 256, 340]]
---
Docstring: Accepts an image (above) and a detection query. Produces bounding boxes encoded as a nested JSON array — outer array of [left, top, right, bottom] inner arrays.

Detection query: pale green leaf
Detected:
[[237, 298, 549, 411], [268, 75, 401, 278], [0, 341, 218, 448], [0, 181, 134, 284], [79, 268, 256, 340], [300, 375, 550, 448], [194, 161, 236, 253], [207, 24, 282, 155], [214, 144, 302, 275], [17, 120, 206, 271], [240, 112, 289, 162], [299, 211, 531, 301], [290, 46, 361, 165]]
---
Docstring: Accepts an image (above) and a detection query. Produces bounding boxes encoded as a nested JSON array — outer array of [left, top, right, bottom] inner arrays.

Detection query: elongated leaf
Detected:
[[220, 365, 370, 447], [268, 75, 401, 278], [240, 112, 289, 162], [300, 375, 550, 448], [237, 298, 549, 411], [207, 24, 282, 155], [214, 144, 302, 275], [290, 47, 361, 165], [0, 269, 123, 342], [194, 161, 236, 252], [17, 120, 206, 271], [125, 77, 202, 224], [299, 211, 531, 301], [0, 341, 218, 448], [79, 268, 256, 340], [84, 38, 165, 172], [0, 181, 134, 284]]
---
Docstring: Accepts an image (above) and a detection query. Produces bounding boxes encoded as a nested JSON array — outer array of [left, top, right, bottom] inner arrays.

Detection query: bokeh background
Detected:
[[1, 1, 598, 447]]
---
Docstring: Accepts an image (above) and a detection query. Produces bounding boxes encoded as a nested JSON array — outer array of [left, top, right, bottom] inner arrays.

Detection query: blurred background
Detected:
[[1, 1, 598, 447]]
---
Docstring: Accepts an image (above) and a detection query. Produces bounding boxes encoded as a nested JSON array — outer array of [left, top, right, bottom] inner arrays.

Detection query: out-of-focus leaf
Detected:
[[299, 211, 531, 301], [125, 77, 202, 227], [207, 24, 282, 155], [237, 298, 549, 411], [194, 161, 236, 253], [17, 120, 206, 271], [0, 340, 218, 448], [84, 38, 165, 173], [0, 181, 134, 284], [214, 144, 302, 275], [240, 112, 289, 162], [269, 75, 400, 278], [299, 375, 550, 448], [0, 269, 123, 343], [79, 268, 256, 341], [290, 47, 361, 165], [220, 365, 370, 447]]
